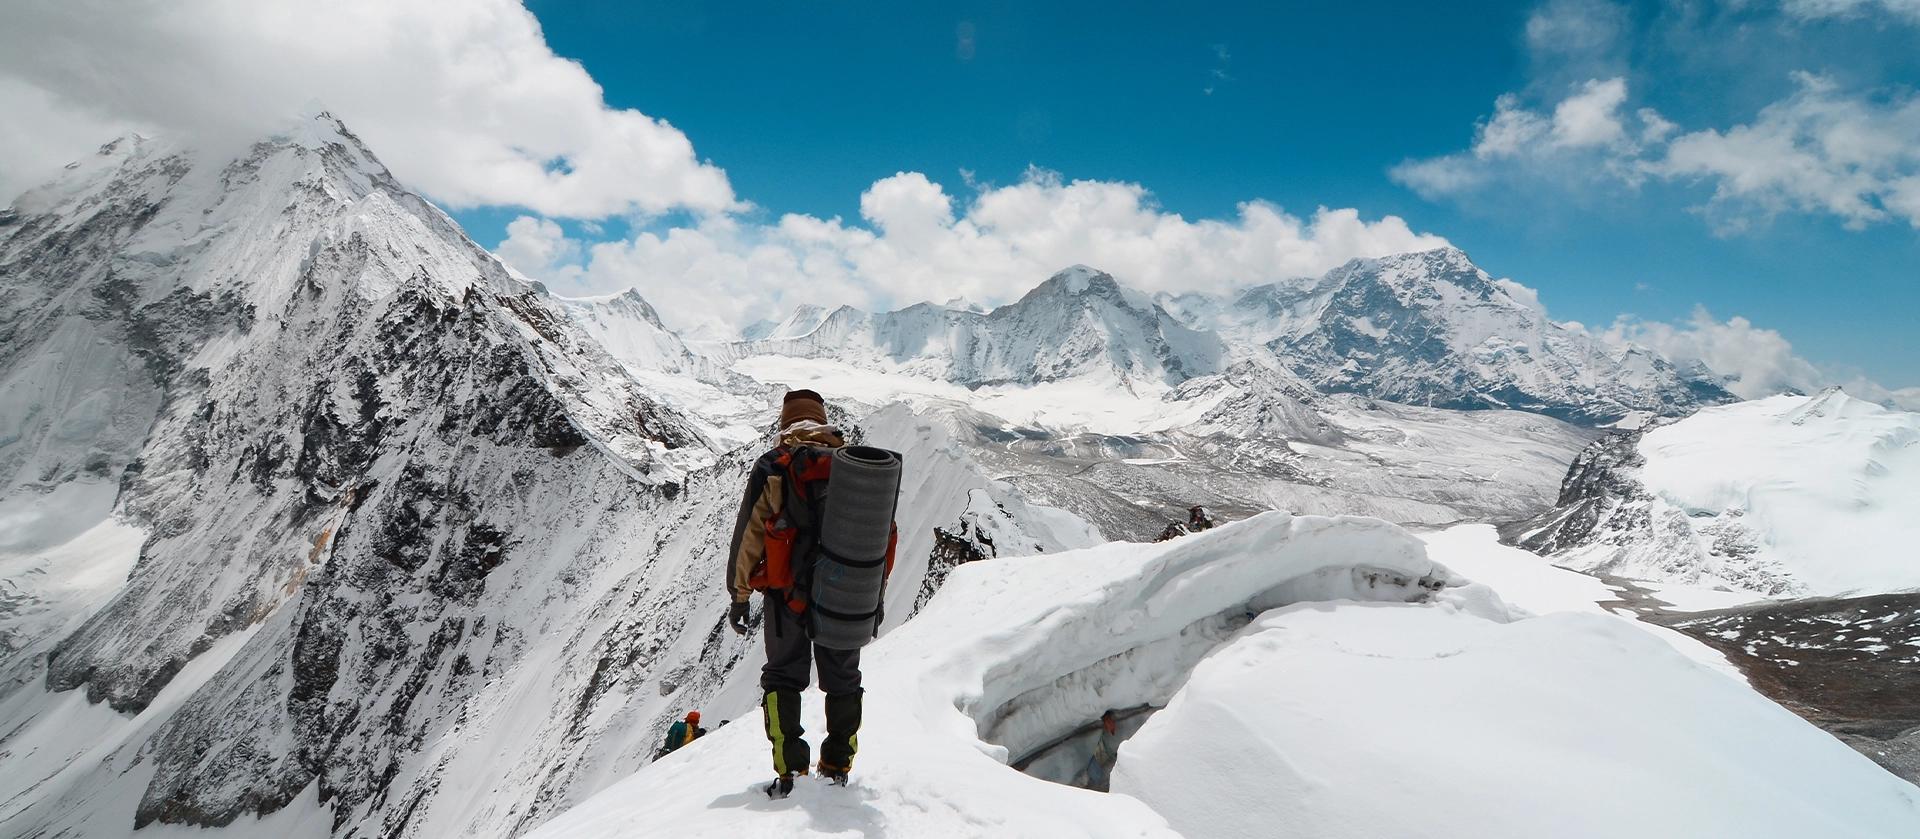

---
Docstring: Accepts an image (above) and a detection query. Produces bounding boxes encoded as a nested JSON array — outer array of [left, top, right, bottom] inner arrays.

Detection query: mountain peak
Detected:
[[1018, 264, 1155, 313], [1052, 264, 1108, 294], [1342, 246, 1480, 280]]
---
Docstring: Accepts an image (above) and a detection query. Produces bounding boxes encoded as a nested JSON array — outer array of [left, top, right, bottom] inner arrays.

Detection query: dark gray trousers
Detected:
[[760, 596, 862, 694]]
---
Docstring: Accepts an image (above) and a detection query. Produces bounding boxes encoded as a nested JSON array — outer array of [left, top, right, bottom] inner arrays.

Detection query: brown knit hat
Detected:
[[778, 389, 828, 428]]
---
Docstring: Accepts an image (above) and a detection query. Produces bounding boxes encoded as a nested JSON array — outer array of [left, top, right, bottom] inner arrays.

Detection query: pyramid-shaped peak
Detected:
[[1018, 265, 1155, 312], [1050, 264, 1112, 294]]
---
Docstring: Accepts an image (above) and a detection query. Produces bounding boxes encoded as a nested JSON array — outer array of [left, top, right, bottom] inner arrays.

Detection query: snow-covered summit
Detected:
[[1168, 247, 1733, 423], [719, 266, 1223, 389], [1019, 263, 1156, 312]]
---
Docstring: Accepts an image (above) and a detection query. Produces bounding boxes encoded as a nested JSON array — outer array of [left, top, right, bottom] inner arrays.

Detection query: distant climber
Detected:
[[725, 389, 903, 799], [1085, 709, 1121, 792], [656, 710, 706, 758], [1187, 505, 1216, 532], [1155, 506, 1219, 542]]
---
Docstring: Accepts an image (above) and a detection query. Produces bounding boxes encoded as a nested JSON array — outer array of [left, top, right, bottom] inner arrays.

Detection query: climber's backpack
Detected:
[[747, 445, 898, 620]]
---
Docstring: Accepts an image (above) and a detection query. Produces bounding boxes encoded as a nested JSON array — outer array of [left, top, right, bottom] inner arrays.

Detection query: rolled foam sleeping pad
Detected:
[[810, 445, 903, 650]]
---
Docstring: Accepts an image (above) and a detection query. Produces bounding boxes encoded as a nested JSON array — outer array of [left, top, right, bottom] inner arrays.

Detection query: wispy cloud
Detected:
[[1782, 0, 1920, 24], [1204, 43, 1233, 96], [1394, 0, 1920, 234]]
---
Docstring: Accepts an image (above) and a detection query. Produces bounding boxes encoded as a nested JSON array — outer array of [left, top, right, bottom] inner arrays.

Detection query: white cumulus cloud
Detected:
[[1652, 72, 1920, 232], [1551, 78, 1631, 149], [1396, 70, 1920, 233], [1605, 308, 1918, 407], [497, 168, 1450, 335], [0, 0, 736, 217]]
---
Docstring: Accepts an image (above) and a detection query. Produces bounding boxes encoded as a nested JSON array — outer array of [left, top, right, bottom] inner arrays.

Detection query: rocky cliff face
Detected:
[[0, 117, 738, 837]]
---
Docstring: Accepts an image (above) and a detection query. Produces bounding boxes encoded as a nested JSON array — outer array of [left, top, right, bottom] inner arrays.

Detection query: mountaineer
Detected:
[[656, 710, 706, 758], [725, 389, 903, 798], [1085, 709, 1122, 792]]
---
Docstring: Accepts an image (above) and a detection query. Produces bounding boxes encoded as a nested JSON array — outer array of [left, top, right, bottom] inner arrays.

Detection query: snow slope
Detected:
[[528, 514, 1920, 838], [1514, 389, 1920, 597]]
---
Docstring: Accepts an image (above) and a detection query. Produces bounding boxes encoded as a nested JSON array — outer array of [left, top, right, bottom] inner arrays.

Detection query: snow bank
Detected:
[[1632, 390, 1920, 595], [1115, 603, 1920, 838]]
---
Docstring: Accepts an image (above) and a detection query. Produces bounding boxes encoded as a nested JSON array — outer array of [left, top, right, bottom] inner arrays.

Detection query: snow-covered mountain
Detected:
[[1170, 248, 1734, 423], [716, 265, 1223, 390], [0, 115, 1086, 838], [1509, 388, 1920, 597]]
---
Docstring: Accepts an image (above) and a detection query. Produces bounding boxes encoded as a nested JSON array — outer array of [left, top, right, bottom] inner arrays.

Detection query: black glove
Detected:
[[728, 600, 752, 635]]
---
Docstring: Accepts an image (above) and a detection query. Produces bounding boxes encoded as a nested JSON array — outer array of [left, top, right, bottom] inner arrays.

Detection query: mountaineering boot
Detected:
[[765, 773, 798, 799], [817, 761, 850, 786], [820, 690, 862, 779], [762, 689, 808, 780]]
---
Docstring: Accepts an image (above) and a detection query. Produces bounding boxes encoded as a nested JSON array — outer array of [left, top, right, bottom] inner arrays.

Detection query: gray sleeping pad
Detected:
[[809, 445, 903, 650]]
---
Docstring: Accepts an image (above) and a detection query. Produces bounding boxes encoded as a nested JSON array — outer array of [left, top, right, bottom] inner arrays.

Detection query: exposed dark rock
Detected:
[[1652, 593, 1920, 785]]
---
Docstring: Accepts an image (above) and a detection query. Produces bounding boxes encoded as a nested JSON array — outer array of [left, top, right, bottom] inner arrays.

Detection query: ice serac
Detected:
[[1508, 388, 1920, 597]]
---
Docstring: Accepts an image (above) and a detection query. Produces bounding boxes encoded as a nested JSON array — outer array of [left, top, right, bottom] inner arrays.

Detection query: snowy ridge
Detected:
[[528, 514, 1920, 838], [0, 116, 757, 838], [1510, 388, 1920, 597]]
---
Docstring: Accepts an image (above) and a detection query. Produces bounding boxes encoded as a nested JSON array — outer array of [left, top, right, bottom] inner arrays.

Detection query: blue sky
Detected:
[[450, 0, 1920, 388], [1, 0, 1914, 393]]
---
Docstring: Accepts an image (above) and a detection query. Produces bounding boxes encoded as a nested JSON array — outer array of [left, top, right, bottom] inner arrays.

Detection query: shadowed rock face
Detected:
[[1500, 428, 1655, 556]]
